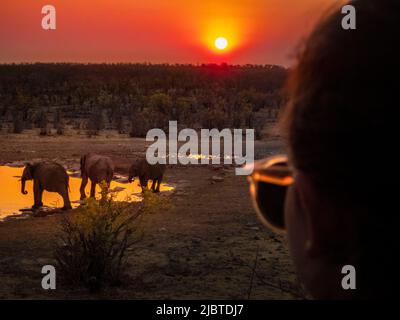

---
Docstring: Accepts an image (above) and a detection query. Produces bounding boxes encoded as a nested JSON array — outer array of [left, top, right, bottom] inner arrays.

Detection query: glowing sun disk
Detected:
[[215, 37, 228, 50]]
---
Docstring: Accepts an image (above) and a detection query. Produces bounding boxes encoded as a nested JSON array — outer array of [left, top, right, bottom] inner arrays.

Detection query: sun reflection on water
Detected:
[[0, 166, 173, 220]]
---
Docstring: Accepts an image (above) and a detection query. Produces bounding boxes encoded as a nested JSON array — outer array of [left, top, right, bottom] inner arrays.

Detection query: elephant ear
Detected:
[[23, 162, 32, 172], [23, 162, 35, 178]]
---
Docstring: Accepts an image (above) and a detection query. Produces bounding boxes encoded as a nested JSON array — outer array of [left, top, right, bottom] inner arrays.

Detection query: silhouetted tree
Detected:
[[12, 111, 24, 134], [0, 63, 288, 138], [87, 110, 104, 136]]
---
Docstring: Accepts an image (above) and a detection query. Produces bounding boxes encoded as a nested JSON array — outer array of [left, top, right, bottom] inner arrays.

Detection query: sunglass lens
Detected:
[[255, 181, 287, 230]]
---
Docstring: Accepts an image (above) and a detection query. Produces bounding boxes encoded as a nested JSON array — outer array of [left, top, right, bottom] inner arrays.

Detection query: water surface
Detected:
[[0, 166, 173, 220]]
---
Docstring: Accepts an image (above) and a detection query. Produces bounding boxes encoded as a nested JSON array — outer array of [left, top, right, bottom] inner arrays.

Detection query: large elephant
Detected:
[[80, 153, 115, 200], [21, 162, 72, 210], [128, 159, 166, 193]]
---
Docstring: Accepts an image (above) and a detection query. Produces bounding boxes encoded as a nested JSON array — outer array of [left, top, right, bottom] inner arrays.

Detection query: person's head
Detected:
[[249, 0, 399, 299], [282, 0, 399, 299]]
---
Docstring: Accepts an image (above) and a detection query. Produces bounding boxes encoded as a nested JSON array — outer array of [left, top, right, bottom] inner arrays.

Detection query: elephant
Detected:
[[21, 162, 72, 210], [80, 153, 115, 200], [128, 158, 166, 193]]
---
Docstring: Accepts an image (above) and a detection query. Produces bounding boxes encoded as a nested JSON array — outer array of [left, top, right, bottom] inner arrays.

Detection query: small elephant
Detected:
[[128, 159, 166, 193], [21, 162, 72, 210], [80, 153, 115, 200]]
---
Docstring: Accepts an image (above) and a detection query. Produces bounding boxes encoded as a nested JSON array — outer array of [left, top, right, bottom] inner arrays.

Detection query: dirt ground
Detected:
[[0, 132, 306, 299]]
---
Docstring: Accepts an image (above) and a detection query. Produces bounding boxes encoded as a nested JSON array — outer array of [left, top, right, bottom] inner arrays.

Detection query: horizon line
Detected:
[[0, 61, 288, 68]]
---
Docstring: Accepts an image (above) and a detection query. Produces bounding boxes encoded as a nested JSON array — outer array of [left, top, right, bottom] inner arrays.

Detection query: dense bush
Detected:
[[54, 187, 142, 291], [0, 63, 287, 137]]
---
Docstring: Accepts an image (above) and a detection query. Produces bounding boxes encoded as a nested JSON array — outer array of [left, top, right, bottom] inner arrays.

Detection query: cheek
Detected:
[[284, 185, 307, 268]]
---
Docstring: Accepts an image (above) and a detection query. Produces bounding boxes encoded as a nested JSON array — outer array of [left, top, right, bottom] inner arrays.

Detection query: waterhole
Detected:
[[0, 166, 173, 220]]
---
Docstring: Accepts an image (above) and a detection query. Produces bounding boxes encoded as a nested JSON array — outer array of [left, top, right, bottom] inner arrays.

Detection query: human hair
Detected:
[[281, 0, 399, 298]]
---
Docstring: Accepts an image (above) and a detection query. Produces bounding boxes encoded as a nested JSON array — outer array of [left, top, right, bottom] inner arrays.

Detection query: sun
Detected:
[[214, 37, 228, 50]]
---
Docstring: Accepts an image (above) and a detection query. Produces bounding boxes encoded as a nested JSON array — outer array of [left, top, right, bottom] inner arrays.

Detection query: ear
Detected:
[[295, 172, 338, 258], [24, 162, 32, 173]]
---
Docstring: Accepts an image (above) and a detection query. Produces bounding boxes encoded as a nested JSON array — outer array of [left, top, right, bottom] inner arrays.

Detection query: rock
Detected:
[[109, 186, 126, 192], [32, 209, 62, 218], [191, 237, 202, 245], [246, 222, 257, 227], [211, 175, 224, 182], [68, 172, 81, 178], [2, 213, 31, 222], [69, 165, 81, 172], [174, 190, 187, 197], [71, 200, 86, 205]]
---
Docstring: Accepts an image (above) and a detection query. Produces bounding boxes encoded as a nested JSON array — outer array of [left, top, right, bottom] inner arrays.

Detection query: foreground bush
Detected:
[[54, 188, 141, 291], [140, 189, 174, 215]]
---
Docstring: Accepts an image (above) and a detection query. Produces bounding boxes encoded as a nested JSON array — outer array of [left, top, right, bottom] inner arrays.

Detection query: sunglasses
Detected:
[[248, 155, 294, 232]]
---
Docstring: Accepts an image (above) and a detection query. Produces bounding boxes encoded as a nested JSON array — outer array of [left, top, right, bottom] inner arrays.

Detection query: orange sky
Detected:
[[0, 0, 343, 66]]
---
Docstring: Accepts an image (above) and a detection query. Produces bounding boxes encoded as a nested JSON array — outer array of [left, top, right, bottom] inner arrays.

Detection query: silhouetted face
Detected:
[[21, 164, 34, 195], [284, 170, 347, 299], [284, 181, 310, 292], [21, 165, 33, 181]]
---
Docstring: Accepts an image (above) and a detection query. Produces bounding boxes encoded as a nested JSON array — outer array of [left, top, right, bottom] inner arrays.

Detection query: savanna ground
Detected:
[[0, 130, 306, 299]]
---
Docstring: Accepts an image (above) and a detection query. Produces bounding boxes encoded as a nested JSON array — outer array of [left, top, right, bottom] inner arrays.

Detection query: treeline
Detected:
[[0, 63, 288, 138]]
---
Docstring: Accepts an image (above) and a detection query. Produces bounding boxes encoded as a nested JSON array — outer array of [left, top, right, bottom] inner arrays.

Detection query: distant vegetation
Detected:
[[0, 63, 287, 139]]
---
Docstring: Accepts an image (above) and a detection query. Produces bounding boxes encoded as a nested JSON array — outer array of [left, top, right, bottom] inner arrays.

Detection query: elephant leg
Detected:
[[61, 187, 72, 210], [37, 189, 44, 207], [139, 176, 146, 193], [150, 180, 156, 192], [90, 182, 96, 198], [32, 182, 43, 209], [80, 175, 88, 200], [155, 178, 161, 193]]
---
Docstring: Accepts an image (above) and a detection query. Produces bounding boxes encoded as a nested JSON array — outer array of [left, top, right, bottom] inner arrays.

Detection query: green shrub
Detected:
[[140, 189, 173, 215], [54, 186, 142, 292]]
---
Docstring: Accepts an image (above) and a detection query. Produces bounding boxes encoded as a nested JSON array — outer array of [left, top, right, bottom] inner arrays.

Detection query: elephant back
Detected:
[[83, 153, 114, 184], [34, 162, 69, 192], [139, 159, 166, 180]]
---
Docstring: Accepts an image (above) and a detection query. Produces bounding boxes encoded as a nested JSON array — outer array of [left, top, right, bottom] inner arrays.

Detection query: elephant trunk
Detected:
[[21, 178, 28, 195], [128, 165, 135, 183]]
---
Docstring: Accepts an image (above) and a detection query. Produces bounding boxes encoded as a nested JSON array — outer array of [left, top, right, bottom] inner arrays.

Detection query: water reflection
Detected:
[[0, 166, 173, 220]]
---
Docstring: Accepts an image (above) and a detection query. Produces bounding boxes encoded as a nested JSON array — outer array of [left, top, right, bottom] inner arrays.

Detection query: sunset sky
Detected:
[[0, 1, 343, 66]]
